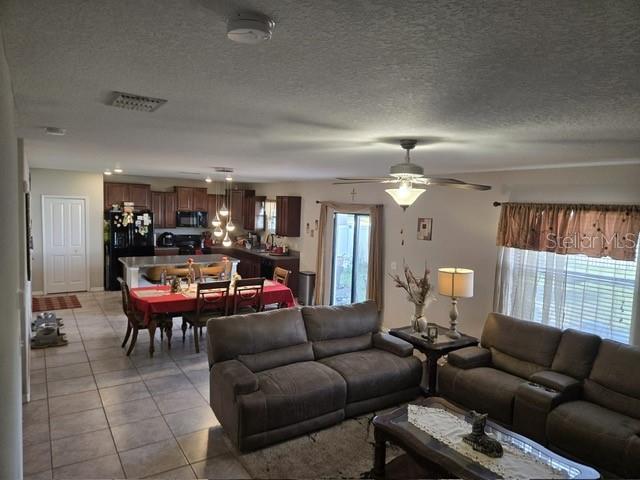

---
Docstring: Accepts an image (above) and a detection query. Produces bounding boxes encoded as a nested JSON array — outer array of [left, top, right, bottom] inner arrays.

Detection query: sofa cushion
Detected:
[[438, 365, 525, 425], [237, 342, 314, 373], [207, 308, 307, 364], [481, 313, 561, 368], [551, 329, 601, 380], [547, 401, 640, 478], [490, 348, 547, 379], [302, 301, 380, 359], [582, 340, 640, 419], [319, 349, 422, 403], [239, 361, 347, 436]]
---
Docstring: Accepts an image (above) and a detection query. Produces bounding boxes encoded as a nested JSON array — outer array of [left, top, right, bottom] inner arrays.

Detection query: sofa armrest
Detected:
[[529, 371, 581, 397], [513, 381, 567, 445], [447, 346, 491, 369], [373, 332, 413, 357], [211, 360, 259, 398]]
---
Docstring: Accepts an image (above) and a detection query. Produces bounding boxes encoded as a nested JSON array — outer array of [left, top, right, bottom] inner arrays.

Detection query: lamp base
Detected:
[[446, 328, 461, 340], [447, 297, 461, 339]]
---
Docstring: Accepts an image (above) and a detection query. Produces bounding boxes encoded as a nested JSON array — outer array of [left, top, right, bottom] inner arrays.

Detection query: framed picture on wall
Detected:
[[417, 217, 433, 241]]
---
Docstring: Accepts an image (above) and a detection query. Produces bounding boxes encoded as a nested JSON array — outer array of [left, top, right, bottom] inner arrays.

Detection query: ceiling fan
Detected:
[[334, 139, 491, 209]]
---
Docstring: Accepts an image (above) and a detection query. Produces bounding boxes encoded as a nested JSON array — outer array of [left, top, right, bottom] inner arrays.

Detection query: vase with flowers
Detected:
[[390, 262, 434, 333]]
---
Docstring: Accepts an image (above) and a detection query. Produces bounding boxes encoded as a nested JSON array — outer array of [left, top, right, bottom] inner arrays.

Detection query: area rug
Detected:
[[237, 409, 405, 479], [32, 294, 81, 312]]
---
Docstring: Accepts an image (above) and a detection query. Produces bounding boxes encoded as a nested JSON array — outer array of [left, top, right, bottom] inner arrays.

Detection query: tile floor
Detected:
[[25, 291, 251, 479]]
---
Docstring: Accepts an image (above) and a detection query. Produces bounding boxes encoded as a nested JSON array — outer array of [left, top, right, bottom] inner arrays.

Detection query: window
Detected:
[[496, 246, 638, 343], [264, 199, 276, 233], [330, 213, 370, 305]]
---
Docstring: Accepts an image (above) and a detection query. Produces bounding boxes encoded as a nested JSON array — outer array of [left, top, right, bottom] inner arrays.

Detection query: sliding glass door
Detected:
[[330, 213, 370, 305]]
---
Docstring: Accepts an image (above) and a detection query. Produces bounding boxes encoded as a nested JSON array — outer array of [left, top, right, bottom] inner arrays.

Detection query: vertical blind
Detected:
[[497, 246, 638, 343]]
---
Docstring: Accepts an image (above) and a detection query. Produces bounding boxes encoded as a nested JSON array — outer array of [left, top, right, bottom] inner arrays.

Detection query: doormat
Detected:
[[32, 295, 82, 312]]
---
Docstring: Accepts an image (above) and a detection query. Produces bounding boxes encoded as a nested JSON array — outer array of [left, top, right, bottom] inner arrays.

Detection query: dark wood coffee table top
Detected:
[[372, 396, 600, 480]]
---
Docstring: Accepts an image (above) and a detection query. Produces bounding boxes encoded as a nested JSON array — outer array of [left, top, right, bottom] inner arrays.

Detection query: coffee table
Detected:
[[390, 325, 478, 395], [372, 397, 600, 480]]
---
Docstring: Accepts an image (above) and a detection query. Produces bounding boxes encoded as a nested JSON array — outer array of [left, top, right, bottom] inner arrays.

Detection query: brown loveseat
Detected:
[[206, 301, 422, 451], [439, 312, 640, 478]]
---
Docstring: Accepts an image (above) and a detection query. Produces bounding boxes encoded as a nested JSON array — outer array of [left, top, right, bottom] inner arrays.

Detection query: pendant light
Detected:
[[211, 178, 222, 227], [213, 225, 224, 237], [225, 175, 235, 231], [222, 231, 232, 247], [219, 180, 229, 217]]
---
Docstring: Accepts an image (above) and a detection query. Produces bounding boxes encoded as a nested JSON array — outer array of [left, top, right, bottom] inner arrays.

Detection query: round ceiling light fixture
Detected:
[[227, 13, 274, 44], [205, 176, 213, 183], [114, 167, 123, 174], [104, 169, 112, 176]]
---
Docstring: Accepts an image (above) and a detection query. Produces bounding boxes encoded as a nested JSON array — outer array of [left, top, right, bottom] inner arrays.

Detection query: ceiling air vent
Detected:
[[109, 91, 167, 112]]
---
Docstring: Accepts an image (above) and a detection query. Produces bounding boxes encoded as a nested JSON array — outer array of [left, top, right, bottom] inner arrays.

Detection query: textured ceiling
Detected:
[[2, 0, 640, 182]]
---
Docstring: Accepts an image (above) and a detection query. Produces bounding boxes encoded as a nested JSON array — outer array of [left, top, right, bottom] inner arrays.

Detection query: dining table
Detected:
[[129, 280, 296, 355]]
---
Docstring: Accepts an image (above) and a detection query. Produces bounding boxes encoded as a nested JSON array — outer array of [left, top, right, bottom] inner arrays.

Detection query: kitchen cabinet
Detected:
[[104, 182, 151, 210], [276, 196, 301, 237], [193, 188, 208, 211], [151, 191, 177, 228], [152, 192, 164, 227], [164, 192, 177, 228], [176, 187, 193, 211], [229, 189, 244, 227], [176, 187, 208, 212], [242, 190, 256, 231], [129, 184, 151, 209]]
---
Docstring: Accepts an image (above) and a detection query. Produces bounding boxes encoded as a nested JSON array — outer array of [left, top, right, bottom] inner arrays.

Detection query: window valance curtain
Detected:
[[314, 202, 383, 309], [496, 203, 640, 261]]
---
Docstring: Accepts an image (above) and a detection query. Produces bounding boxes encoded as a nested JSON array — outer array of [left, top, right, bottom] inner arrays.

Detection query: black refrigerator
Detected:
[[104, 210, 155, 291]]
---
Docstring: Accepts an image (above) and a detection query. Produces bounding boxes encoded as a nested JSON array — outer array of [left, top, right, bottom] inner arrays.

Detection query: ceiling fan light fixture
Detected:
[[385, 183, 425, 209]]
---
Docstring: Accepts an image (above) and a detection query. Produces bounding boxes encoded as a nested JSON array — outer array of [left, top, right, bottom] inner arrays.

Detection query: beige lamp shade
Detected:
[[437, 268, 474, 298]]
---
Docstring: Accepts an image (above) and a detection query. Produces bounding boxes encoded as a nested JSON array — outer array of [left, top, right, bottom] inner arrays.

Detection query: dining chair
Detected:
[[273, 266, 291, 286], [264, 267, 291, 310], [233, 277, 265, 314], [119, 279, 149, 355], [182, 280, 230, 353]]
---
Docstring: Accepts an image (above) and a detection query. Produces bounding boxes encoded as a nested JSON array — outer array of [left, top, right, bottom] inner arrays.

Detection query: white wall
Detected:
[[255, 164, 640, 338], [0, 23, 23, 479], [30, 168, 105, 293]]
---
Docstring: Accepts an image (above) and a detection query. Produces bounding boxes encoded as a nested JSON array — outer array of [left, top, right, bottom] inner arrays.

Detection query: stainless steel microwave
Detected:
[[176, 211, 208, 228]]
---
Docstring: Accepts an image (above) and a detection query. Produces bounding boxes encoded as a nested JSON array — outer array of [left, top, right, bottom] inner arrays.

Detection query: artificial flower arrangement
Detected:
[[390, 262, 434, 332]]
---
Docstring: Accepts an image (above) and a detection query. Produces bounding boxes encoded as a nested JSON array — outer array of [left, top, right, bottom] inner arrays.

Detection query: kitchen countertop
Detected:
[[119, 254, 239, 268], [213, 246, 300, 261]]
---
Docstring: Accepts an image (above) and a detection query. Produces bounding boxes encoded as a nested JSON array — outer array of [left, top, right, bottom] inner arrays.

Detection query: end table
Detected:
[[390, 324, 478, 395]]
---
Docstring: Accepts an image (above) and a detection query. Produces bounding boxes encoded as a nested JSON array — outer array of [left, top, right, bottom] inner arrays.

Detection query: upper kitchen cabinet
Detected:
[[193, 188, 208, 211], [152, 191, 177, 228], [242, 190, 256, 231], [276, 196, 301, 237], [175, 186, 193, 211], [164, 192, 177, 228], [176, 187, 208, 211], [229, 189, 244, 226], [152, 192, 164, 227], [104, 182, 151, 210]]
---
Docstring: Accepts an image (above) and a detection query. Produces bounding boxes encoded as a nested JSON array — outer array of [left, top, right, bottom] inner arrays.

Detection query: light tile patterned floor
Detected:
[[24, 291, 251, 480]]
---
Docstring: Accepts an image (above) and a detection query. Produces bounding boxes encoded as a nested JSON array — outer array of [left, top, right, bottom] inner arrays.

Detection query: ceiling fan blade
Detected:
[[335, 177, 390, 181], [333, 179, 389, 185], [415, 177, 492, 190]]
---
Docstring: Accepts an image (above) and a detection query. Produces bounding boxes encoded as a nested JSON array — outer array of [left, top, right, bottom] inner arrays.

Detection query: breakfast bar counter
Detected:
[[119, 254, 239, 288]]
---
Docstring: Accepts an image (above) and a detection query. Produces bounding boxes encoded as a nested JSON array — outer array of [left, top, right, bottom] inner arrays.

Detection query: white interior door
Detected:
[[43, 196, 87, 293]]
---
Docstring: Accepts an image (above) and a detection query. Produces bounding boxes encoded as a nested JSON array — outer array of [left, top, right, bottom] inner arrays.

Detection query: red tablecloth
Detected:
[[130, 281, 296, 326]]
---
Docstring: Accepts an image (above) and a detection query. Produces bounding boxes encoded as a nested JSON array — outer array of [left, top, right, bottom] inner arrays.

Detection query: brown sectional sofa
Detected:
[[439, 312, 640, 478], [206, 301, 422, 451]]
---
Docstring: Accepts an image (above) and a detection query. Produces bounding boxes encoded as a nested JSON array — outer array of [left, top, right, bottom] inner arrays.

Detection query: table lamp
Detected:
[[437, 267, 474, 339]]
